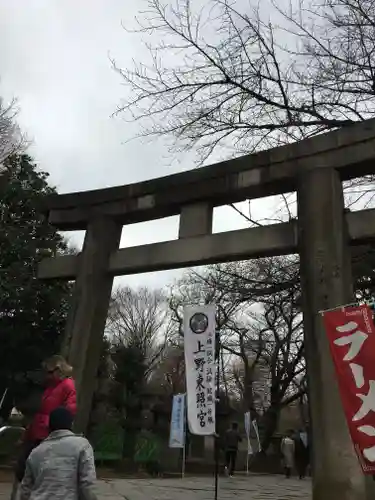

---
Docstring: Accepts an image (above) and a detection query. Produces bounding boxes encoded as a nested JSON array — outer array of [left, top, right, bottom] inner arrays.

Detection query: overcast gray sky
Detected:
[[0, 0, 285, 289]]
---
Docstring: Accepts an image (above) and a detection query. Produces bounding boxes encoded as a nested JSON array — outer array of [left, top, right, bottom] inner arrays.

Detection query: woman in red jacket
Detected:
[[15, 355, 77, 482]]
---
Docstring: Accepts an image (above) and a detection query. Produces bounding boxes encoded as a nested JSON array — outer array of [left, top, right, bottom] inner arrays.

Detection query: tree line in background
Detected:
[[0, 98, 73, 420], [0, 152, 73, 421]]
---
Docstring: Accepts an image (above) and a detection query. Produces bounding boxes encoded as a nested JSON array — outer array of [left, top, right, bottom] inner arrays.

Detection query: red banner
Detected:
[[323, 304, 375, 473]]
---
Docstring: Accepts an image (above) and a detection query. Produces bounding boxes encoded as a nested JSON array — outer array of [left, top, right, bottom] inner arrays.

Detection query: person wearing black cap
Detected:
[[19, 407, 97, 500]]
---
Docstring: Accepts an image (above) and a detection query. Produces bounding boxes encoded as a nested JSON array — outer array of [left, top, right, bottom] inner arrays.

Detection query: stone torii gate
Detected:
[[39, 119, 375, 500]]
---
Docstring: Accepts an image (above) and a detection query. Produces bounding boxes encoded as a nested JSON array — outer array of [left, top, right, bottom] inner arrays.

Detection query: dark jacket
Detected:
[[294, 434, 309, 463], [225, 429, 242, 451]]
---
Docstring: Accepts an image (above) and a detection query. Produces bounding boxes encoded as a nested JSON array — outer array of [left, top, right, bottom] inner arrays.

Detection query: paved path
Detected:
[[0, 475, 312, 500]]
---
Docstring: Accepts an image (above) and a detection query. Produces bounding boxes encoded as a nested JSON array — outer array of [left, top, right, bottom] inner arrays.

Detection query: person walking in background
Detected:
[[294, 429, 309, 479], [20, 407, 97, 500], [224, 422, 242, 477], [281, 430, 295, 478], [15, 355, 76, 484]]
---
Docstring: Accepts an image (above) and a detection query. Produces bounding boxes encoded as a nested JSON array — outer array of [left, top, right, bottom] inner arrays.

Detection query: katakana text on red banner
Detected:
[[323, 304, 375, 474]]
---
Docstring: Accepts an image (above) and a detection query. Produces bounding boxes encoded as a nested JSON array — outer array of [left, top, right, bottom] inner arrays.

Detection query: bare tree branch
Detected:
[[113, 0, 375, 164], [107, 286, 171, 377]]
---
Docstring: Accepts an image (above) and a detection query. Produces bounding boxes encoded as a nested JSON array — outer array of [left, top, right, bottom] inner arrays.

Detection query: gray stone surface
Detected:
[[98, 476, 311, 500], [0, 476, 312, 500]]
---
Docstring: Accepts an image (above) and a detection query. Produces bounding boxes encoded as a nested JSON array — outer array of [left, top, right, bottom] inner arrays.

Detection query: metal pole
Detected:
[[182, 395, 186, 479], [182, 442, 186, 478], [214, 331, 220, 500]]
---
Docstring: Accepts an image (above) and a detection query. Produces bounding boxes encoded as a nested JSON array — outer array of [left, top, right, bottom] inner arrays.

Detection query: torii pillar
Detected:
[[64, 216, 122, 433], [298, 167, 374, 500]]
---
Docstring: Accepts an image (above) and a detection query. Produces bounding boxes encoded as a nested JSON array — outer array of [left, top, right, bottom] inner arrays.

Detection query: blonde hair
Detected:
[[43, 355, 73, 378]]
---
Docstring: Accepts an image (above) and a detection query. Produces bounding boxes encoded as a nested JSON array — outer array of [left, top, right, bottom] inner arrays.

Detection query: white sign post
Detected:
[[169, 393, 186, 477], [184, 305, 216, 436]]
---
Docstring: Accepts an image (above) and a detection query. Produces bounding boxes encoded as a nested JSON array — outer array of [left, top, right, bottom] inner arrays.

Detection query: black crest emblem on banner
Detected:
[[189, 312, 209, 334]]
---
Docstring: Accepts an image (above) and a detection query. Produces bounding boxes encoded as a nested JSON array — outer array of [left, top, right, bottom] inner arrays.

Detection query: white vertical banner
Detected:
[[244, 411, 253, 456], [184, 304, 216, 435], [252, 419, 262, 452], [169, 394, 186, 448]]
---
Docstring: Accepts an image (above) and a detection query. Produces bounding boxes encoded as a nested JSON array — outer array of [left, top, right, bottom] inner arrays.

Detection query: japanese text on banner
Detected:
[[169, 394, 186, 448], [184, 305, 216, 435], [323, 304, 375, 474]]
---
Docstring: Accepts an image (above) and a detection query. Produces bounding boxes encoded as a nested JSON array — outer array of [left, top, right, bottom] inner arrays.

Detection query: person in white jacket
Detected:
[[281, 430, 295, 478], [20, 407, 97, 500]]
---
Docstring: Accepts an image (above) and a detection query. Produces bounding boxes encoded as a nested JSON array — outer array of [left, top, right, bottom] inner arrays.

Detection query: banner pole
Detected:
[[182, 442, 186, 478], [214, 330, 220, 500], [246, 436, 250, 476], [182, 394, 186, 478]]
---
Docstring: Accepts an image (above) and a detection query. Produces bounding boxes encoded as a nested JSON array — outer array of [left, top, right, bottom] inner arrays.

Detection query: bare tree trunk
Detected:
[[260, 406, 280, 452], [122, 405, 142, 462]]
